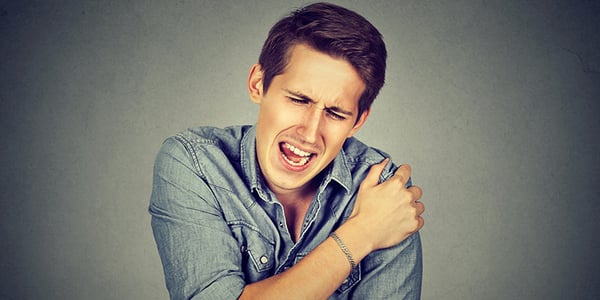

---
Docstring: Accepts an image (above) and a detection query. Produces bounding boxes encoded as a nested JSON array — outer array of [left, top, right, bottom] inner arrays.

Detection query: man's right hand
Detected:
[[348, 158, 424, 251]]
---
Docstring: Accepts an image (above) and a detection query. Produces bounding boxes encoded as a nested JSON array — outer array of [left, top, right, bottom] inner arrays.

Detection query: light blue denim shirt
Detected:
[[149, 125, 422, 299]]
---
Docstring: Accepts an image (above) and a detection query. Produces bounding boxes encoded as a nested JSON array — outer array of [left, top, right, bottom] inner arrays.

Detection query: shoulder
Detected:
[[341, 137, 397, 182], [154, 125, 251, 176], [165, 125, 251, 157], [173, 125, 251, 150]]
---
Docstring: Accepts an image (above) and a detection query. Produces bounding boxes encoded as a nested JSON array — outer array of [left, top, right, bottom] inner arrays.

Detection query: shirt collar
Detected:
[[240, 126, 267, 198], [240, 125, 353, 201], [321, 146, 352, 194]]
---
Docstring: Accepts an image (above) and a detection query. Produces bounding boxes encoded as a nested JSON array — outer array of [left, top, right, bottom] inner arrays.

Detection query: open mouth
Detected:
[[279, 142, 315, 167]]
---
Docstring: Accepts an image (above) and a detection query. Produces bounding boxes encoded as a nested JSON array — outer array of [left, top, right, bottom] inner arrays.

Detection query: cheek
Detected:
[[263, 102, 302, 128], [322, 126, 353, 149], [257, 105, 280, 133], [256, 101, 294, 143]]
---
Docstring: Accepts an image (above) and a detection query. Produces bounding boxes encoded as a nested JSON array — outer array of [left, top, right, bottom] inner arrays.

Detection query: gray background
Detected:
[[1, 0, 598, 299]]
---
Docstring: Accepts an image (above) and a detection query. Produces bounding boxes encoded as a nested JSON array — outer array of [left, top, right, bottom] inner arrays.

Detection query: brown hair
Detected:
[[258, 2, 387, 119]]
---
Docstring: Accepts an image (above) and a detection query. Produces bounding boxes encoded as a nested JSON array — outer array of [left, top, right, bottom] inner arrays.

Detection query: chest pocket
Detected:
[[294, 253, 362, 294], [229, 222, 276, 283]]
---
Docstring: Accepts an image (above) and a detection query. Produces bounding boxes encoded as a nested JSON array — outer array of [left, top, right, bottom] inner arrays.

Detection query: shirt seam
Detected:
[[172, 133, 218, 179]]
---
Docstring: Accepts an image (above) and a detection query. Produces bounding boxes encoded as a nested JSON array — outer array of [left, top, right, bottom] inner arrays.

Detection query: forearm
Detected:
[[240, 221, 372, 300]]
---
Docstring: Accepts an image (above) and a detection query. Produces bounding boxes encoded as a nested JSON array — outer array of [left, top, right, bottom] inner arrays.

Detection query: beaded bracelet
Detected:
[[330, 232, 356, 269]]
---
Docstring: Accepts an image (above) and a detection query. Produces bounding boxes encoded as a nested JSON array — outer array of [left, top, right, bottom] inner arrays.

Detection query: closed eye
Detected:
[[288, 97, 310, 105], [284, 89, 352, 121], [325, 108, 346, 121]]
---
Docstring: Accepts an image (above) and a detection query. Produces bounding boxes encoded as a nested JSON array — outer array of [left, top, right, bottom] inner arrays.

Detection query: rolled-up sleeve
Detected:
[[349, 232, 422, 299], [149, 137, 245, 299]]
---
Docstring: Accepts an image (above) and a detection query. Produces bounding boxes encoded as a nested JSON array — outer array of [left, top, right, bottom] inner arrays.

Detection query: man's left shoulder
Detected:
[[342, 137, 391, 166], [341, 137, 397, 180]]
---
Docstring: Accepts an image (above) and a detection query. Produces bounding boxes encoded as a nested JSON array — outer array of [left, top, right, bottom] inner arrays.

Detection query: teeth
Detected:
[[284, 143, 312, 157], [281, 142, 313, 167], [282, 154, 310, 167]]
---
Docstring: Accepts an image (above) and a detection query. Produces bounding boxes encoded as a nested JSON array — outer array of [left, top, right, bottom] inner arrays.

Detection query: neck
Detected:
[[273, 179, 320, 243], [267, 171, 324, 203], [272, 180, 318, 204]]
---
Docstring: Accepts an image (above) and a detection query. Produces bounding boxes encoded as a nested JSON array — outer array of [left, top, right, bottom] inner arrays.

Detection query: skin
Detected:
[[250, 44, 369, 198], [241, 43, 424, 299]]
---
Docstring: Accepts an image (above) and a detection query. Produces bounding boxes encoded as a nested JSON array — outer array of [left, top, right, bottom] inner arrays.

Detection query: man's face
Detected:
[[248, 44, 369, 196]]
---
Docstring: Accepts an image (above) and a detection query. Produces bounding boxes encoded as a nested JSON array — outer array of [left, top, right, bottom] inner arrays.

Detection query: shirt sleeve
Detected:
[[149, 137, 245, 299], [349, 232, 423, 299]]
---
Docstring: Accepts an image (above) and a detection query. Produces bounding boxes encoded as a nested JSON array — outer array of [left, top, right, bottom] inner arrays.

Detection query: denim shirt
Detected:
[[149, 125, 422, 299]]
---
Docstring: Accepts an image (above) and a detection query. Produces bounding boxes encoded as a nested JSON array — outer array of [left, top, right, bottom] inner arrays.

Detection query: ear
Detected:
[[347, 109, 371, 137], [248, 64, 264, 104]]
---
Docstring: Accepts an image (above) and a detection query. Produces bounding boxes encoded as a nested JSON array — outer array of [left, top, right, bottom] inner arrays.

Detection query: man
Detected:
[[150, 3, 424, 299]]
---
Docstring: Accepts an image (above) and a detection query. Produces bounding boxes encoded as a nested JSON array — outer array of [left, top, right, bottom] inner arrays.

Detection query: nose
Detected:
[[297, 107, 322, 144]]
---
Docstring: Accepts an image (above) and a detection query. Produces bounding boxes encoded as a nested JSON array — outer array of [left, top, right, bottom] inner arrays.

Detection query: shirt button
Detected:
[[260, 256, 269, 264]]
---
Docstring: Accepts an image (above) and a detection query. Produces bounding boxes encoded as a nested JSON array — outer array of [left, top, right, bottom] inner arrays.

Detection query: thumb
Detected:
[[362, 158, 389, 187]]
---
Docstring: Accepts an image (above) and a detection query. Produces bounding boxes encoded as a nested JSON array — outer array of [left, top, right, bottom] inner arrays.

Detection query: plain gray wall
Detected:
[[1, 1, 598, 299]]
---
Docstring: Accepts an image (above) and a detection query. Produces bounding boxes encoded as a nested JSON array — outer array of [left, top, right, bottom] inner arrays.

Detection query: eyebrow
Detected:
[[284, 89, 355, 117]]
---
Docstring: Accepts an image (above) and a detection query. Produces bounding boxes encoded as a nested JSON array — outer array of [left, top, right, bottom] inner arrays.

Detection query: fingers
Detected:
[[412, 187, 425, 221], [362, 158, 389, 187], [411, 187, 425, 233], [407, 185, 423, 202], [414, 200, 425, 216], [415, 216, 425, 232], [392, 164, 412, 187]]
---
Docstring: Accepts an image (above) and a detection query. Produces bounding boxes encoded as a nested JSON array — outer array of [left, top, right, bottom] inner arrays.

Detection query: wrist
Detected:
[[330, 232, 356, 269], [334, 219, 375, 262]]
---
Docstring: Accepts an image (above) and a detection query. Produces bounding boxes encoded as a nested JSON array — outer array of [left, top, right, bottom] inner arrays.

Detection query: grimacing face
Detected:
[[248, 44, 370, 197]]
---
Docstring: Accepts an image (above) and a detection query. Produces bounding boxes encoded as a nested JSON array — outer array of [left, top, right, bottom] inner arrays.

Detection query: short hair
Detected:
[[258, 2, 387, 119]]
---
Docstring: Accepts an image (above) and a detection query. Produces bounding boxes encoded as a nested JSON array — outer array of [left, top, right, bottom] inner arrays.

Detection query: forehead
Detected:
[[278, 44, 366, 109]]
